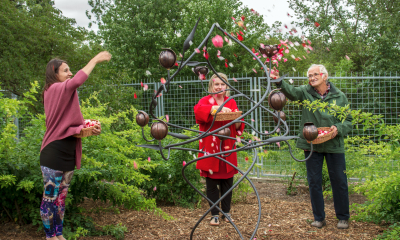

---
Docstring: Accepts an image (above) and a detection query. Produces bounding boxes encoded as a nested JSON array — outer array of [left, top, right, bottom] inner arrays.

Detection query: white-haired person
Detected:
[[270, 64, 353, 229], [193, 73, 245, 226]]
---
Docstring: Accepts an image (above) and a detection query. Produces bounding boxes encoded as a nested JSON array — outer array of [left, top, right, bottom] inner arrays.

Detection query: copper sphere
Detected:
[[217, 128, 231, 141], [268, 89, 287, 111], [150, 121, 168, 140], [136, 111, 149, 127], [303, 122, 318, 142], [273, 111, 286, 124], [259, 44, 280, 58], [159, 48, 177, 69], [194, 66, 209, 76]]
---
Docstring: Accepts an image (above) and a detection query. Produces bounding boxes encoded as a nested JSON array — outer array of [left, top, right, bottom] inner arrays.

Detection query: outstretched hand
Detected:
[[267, 67, 280, 80], [93, 51, 112, 64], [82, 51, 112, 76]]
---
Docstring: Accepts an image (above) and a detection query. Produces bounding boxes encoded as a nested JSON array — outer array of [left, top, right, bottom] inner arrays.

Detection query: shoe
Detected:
[[210, 215, 219, 226], [337, 220, 349, 229], [222, 213, 234, 223], [311, 219, 326, 228]]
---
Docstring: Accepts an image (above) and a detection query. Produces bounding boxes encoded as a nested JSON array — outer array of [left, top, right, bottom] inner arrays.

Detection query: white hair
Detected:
[[307, 64, 329, 83]]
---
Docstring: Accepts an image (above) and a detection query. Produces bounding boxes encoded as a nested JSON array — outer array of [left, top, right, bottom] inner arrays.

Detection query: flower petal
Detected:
[[212, 35, 224, 48]]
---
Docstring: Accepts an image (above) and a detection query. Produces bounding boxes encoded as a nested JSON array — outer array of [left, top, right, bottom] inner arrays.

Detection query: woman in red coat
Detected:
[[194, 73, 245, 226]]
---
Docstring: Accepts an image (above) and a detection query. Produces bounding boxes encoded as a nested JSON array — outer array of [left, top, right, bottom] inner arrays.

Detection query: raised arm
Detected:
[[65, 51, 112, 91], [81, 51, 112, 76], [270, 67, 305, 101]]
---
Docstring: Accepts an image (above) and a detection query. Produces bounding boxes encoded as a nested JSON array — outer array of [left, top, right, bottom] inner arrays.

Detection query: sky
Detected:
[[53, 0, 297, 33]]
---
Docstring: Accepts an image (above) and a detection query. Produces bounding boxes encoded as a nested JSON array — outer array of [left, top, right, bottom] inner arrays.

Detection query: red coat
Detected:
[[194, 95, 245, 179]]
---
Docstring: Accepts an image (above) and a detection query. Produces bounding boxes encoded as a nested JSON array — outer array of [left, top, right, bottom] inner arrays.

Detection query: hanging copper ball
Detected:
[[136, 111, 149, 127], [194, 66, 209, 76], [217, 128, 231, 141], [273, 111, 286, 124], [271, 45, 279, 54], [268, 89, 287, 111], [259, 45, 267, 56], [159, 48, 177, 69], [150, 121, 168, 140], [303, 122, 318, 142]]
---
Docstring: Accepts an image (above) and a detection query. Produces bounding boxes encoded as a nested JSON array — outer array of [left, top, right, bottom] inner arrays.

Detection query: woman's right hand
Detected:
[[82, 51, 112, 76], [93, 51, 112, 64]]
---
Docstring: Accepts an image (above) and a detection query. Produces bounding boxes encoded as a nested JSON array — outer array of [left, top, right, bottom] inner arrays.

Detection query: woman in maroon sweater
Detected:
[[40, 51, 111, 240], [194, 73, 245, 226]]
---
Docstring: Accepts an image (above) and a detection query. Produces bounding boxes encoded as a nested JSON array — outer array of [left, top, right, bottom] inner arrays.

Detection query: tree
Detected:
[[288, 0, 400, 72], [0, 0, 87, 98], [88, 0, 271, 81]]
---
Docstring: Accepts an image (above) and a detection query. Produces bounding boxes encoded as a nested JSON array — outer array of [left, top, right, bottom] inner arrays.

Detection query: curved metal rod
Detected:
[[182, 148, 261, 240], [158, 141, 171, 161], [220, 141, 238, 158], [140, 20, 316, 239], [141, 127, 156, 142], [284, 140, 314, 162]]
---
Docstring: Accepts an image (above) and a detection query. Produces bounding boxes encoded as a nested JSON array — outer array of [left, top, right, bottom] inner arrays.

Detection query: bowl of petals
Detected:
[[211, 110, 242, 121], [306, 127, 333, 144], [73, 119, 100, 138]]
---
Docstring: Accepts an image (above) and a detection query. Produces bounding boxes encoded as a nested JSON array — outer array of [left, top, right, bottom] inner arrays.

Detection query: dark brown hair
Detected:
[[42, 58, 66, 103]]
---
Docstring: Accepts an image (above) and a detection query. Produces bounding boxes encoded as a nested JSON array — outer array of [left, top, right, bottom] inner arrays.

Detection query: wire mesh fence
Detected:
[[3, 72, 400, 178]]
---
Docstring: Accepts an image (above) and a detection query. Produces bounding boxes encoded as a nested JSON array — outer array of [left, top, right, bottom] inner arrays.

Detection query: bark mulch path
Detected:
[[0, 180, 387, 239]]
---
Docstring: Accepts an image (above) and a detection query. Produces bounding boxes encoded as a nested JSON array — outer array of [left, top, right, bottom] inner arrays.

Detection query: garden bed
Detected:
[[0, 181, 386, 239]]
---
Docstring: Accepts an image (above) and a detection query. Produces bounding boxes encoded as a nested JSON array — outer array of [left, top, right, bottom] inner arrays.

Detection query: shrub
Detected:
[[0, 89, 171, 237], [376, 222, 400, 240]]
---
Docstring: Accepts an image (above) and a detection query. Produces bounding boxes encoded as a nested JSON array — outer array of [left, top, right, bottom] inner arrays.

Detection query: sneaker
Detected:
[[311, 219, 326, 228], [210, 215, 219, 226], [337, 220, 349, 229], [222, 213, 234, 223]]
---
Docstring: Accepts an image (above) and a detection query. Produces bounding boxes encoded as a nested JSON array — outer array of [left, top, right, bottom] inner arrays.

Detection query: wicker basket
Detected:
[[211, 111, 242, 121], [307, 127, 333, 144], [73, 119, 100, 138]]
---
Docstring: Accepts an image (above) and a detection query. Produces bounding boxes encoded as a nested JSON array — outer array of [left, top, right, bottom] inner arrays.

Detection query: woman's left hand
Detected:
[[92, 124, 102, 135], [330, 125, 338, 139]]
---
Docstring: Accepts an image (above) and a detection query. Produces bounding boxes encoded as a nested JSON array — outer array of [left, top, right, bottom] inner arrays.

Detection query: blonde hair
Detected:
[[208, 73, 230, 97]]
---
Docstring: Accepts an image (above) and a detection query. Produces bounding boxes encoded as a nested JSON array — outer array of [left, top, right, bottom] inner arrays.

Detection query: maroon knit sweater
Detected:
[[40, 70, 88, 169]]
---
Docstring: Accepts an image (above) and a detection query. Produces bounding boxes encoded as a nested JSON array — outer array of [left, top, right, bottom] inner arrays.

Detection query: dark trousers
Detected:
[[305, 151, 350, 221], [206, 177, 234, 216]]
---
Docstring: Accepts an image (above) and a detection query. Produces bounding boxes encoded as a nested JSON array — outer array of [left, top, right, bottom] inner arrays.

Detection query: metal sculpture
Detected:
[[136, 18, 318, 240]]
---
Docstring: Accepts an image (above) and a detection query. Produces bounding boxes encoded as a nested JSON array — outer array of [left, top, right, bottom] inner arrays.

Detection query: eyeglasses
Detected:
[[308, 72, 323, 79]]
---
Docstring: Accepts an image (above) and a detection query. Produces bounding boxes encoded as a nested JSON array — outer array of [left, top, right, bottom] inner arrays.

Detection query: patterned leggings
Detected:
[[40, 166, 74, 238]]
